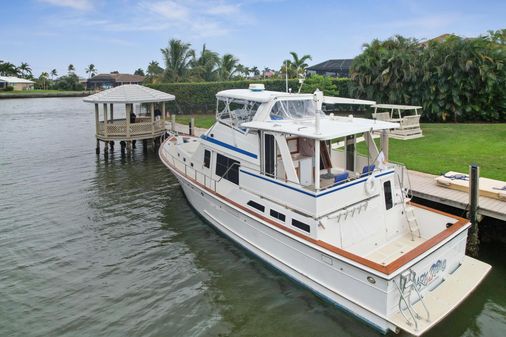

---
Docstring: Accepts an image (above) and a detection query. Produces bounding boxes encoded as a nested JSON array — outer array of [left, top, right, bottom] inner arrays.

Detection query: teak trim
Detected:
[[161, 147, 469, 276]]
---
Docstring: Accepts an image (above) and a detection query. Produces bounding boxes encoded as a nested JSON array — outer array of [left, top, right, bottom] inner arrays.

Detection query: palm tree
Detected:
[[0, 61, 19, 76], [190, 44, 220, 81], [250, 66, 260, 78], [85, 64, 97, 78], [39, 72, 49, 90], [50, 69, 58, 80], [19, 62, 32, 79], [146, 61, 164, 84], [161, 39, 195, 82], [219, 54, 239, 80], [68, 64, 75, 75], [289, 52, 312, 74]]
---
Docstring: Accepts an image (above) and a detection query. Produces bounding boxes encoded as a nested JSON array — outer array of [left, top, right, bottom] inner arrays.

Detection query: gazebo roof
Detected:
[[83, 84, 175, 104]]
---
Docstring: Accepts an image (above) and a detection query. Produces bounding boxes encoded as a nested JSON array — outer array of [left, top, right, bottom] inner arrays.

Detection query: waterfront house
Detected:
[[0, 76, 35, 90], [306, 59, 353, 78], [87, 72, 145, 90]]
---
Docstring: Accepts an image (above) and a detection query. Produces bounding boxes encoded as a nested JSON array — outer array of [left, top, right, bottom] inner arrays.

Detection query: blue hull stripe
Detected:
[[240, 169, 394, 198], [201, 135, 257, 159]]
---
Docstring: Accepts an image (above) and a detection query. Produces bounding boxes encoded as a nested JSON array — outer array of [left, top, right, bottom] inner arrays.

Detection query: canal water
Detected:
[[0, 97, 504, 337]]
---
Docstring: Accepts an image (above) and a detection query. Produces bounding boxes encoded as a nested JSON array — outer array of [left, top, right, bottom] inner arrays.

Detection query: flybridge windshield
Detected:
[[217, 98, 261, 127], [270, 99, 318, 120]]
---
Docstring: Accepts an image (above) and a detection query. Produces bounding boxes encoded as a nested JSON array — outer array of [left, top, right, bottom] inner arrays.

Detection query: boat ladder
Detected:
[[393, 269, 430, 332], [405, 205, 421, 241]]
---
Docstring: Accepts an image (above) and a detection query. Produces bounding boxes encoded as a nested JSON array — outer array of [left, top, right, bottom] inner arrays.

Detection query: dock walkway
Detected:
[[408, 170, 506, 221]]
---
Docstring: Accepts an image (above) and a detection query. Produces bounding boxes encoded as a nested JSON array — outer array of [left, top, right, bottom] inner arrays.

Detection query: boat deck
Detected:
[[366, 233, 425, 265]]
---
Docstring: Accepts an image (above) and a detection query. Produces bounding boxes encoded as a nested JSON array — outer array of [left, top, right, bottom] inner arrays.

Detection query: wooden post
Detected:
[[190, 117, 195, 136], [94, 103, 99, 136], [381, 129, 389, 161], [150, 103, 155, 136], [467, 164, 480, 257], [103, 103, 108, 138], [162, 102, 166, 122], [314, 139, 320, 190], [126, 103, 130, 138], [171, 114, 176, 132], [110, 103, 114, 122], [96, 139, 100, 154]]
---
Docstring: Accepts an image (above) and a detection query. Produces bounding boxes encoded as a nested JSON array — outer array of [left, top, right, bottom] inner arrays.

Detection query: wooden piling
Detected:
[[467, 164, 480, 257], [171, 115, 176, 131], [189, 117, 195, 136]]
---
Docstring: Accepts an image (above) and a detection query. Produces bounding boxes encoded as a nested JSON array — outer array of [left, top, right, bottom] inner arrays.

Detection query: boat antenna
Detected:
[[314, 89, 323, 134], [285, 60, 289, 93]]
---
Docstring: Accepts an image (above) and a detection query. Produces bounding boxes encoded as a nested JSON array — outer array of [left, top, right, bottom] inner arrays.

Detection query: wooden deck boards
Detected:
[[408, 170, 506, 221]]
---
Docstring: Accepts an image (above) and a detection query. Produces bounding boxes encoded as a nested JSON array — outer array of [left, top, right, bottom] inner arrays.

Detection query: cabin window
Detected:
[[292, 219, 310, 233], [247, 200, 265, 212], [204, 150, 211, 168], [270, 209, 285, 222], [215, 153, 239, 184], [384, 181, 393, 210]]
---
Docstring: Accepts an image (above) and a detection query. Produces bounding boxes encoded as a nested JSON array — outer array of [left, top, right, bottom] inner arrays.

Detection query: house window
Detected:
[[270, 209, 285, 222], [216, 153, 239, 184], [204, 150, 211, 168], [247, 200, 265, 212], [292, 219, 310, 233], [384, 181, 393, 210]]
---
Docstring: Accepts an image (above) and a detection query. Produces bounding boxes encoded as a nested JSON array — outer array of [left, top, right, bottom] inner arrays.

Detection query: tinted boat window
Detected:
[[247, 200, 265, 212], [270, 209, 286, 222], [204, 150, 211, 168], [216, 153, 240, 184], [384, 180, 393, 210], [292, 219, 310, 233]]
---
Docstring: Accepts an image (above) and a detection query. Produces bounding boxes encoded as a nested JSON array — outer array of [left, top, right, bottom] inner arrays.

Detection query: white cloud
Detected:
[[207, 4, 240, 15], [39, 0, 93, 11], [143, 1, 189, 20]]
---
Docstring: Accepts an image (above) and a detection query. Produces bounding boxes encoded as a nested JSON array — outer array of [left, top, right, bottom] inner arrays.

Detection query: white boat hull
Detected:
[[175, 170, 399, 333]]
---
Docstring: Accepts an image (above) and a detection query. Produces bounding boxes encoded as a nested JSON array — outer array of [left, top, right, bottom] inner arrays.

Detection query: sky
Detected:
[[1, 0, 505, 78]]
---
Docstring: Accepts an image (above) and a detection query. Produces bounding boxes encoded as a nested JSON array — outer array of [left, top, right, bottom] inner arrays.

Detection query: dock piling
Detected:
[[467, 164, 480, 257], [171, 115, 176, 132]]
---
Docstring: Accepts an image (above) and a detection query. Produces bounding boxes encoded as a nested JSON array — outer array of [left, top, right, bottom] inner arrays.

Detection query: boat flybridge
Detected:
[[159, 84, 490, 335]]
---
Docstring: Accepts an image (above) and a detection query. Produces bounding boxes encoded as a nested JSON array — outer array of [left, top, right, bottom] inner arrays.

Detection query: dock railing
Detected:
[[97, 118, 165, 139]]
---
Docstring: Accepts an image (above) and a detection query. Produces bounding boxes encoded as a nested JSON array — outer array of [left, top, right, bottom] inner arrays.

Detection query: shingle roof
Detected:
[[306, 59, 353, 72], [87, 73, 145, 83], [0, 76, 35, 84], [83, 84, 175, 103]]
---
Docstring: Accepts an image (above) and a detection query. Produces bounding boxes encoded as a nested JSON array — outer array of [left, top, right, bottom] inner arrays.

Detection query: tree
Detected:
[[190, 44, 220, 81], [0, 61, 19, 76], [299, 74, 338, 96], [85, 64, 97, 78], [134, 68, 145, 76], [288, 52, 312, 78], [161, 39, 194, 82], [55, 73, 84, 91], [250, 66, 260, 78], [37, 72, 49, 90], [19, 62, 32, 79], [50, 69, 58, 80], [219, 54, 239, 80], [67, 64, 75, 75], [146, 61, 164, 83]]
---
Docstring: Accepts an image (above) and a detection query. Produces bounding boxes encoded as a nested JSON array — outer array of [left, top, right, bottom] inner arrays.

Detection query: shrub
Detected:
[[4, 85, 14, 91], [350, 31, 506, 122], [149, 78, 352, 114]]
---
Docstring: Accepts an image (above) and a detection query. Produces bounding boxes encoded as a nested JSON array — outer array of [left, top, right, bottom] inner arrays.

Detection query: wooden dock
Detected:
[[408, 170, 506, 221]]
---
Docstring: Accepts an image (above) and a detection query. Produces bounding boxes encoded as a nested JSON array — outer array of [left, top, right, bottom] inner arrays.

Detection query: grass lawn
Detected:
[[363, 123, 506, 181], [175, 115, 506, 181], [175, 114, 216, 129]]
